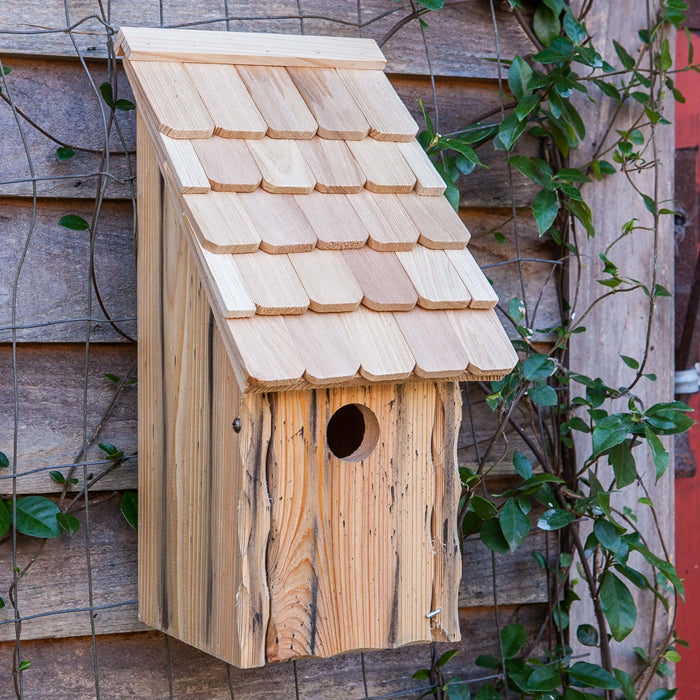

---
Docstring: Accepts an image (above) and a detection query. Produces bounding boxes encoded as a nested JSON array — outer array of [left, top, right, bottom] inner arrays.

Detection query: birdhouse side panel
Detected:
[[264, 381, 462, 662], [137, 121, 269, 668]]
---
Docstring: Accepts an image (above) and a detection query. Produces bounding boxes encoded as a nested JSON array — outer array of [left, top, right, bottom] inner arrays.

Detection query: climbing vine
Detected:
[[414, 0, 693, 698]]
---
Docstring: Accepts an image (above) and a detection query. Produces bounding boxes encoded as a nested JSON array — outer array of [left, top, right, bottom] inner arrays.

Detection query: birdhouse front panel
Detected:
[[121, 27, 518, 668]]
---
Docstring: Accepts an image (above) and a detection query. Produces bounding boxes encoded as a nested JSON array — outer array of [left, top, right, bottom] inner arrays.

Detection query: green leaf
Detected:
[[56, 146, 76, 161], [0, 501, 10, 538], [568, 661, 620, 689], [614, 668, 636, 700], [532, 189, 559, 234], [537, 508, 573, 531], [508, 56, 533, 100], [613, 40, 636, 70], [533, 4, 561, 47], [445, 680, 470, 700], [660, 38, 673, 71], [500, 623, 527, 657], [59, 215, 89, 231], [417, 0, 444, 8], [609, 443, 637, 488], [649, 690, 677, 700], [497, 113, 528, 151], [529, 384, 558, 406], [592, 414, 633, 456], [664, 649, 681, 663], [114, 98, 136, 111], [436, 649, 459, 667], [99, 81, 115, 108], [576, 623, 599, 647], [634, 646, 649, 663], [17, 660, 31, 672], [475, 654, 501, 670], [592, 78, 621, 101], [56, 512, 80, 536], [480, 518, 509, 554], [508, 297, 525, 323], [470, 495, 498, 518], [49, 470, 66, 484], [104, 373, 121, 383], [0, 452, 8, 469], [594, 519, 622, 553], [563, 10, 585, 43], [644, 425, 670, 482], [526, 663, 561, 692], [523, 354, 556, 380], [599, 572, 637, 641], [620, 355, 639, 369], [120, 491, 138, 531], [499, 498, 530, 552], [515, 94, 541, 121], [13, 496, 61, 538], [513, 451, 533, 480], [412, 669, 430, 680], [473, 685, 500, 700], [555, 168, 591, 183]]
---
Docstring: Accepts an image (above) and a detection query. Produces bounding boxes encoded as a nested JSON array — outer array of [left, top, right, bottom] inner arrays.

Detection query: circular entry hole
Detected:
[[326, 404, 379, 462]]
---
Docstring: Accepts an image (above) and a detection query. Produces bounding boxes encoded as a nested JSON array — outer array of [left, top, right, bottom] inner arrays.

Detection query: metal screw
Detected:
[[232, 418, 242, 433], [425, 608, 441, 619]]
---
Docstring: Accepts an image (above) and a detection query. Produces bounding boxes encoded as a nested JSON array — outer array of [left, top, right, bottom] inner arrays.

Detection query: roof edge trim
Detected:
[[115, 27, 387, 70]]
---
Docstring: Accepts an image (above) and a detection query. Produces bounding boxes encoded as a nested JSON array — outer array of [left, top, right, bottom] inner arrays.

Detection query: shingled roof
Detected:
[[117, 27, 517, 391]]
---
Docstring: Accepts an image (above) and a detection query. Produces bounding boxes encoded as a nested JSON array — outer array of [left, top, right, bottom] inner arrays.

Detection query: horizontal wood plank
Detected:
[[0, 602, 546, 698], [0, 486, 549, 643], [0, 1, 533, 80]]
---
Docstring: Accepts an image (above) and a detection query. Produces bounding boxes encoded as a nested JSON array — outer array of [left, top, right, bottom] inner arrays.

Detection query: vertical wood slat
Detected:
[[265, 382, 460, 662], [136, 112, 163, 627], [139, 161, 270, 667]]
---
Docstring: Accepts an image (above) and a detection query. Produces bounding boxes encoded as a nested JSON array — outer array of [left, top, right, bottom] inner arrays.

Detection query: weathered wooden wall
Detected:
[[0, 0, 670, 697]]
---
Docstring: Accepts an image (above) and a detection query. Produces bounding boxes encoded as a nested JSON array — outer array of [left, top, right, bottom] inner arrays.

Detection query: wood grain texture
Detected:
[[394, 308, 469, 378], [129, 60, 215, 138], [347, 191, 419, 251], [226, 315, 306, 388], [1, 3, 535, 81], [345, 139, 416, 194], [158, 132, 211, 193], [296, 137, 366, 194], [398, 193, 470, 249], [192, 137, 262, 191], [246, 138, 316, 193], [265, 382, 459, 661], [117, 26, 387, 69], [183, 191, 261, 252], [445, 247, 499, 309], [339, 306, 415, 381], [283, 312, 361, 384], [237, 189, 318, 253], [288, 249, 363, 312], [184, 62, 267, 138], [396, 246, 472, 310], [138, 184, 270, 667], [446, 308, 518, 376], [237, 65, 318, 139], [342, 247, 418, 311], [338, 69, 419, 141], [396, 140, 446, 196], [234, 250, 310, 315], [199, 248, 257, 318], [287, 67, 369, 140], [294, 192, 368, 248]]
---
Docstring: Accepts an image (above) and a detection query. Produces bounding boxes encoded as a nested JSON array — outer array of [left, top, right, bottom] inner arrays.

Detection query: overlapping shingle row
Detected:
[[117, 27, 517, 390]]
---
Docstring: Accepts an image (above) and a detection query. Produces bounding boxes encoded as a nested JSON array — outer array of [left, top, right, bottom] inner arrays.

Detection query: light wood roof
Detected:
[[119, 27, 517, 390]]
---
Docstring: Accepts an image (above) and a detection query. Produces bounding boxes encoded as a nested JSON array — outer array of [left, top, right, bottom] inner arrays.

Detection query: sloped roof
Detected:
[[117, 27, 517, 391]]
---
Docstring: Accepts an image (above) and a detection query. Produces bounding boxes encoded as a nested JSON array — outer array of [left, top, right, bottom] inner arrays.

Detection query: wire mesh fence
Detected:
[[0, 1, 560, 697]]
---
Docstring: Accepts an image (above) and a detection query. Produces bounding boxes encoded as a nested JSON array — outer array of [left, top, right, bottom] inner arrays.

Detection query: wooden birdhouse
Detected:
[[118, 27, 518, 669]]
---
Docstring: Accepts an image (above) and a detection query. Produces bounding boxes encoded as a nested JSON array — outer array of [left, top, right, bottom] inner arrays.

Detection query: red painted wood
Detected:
[[675, 31, 700, 698]]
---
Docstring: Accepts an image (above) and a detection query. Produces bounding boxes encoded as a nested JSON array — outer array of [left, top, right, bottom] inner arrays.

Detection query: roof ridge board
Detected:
[[116, 27, 387, 70]]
